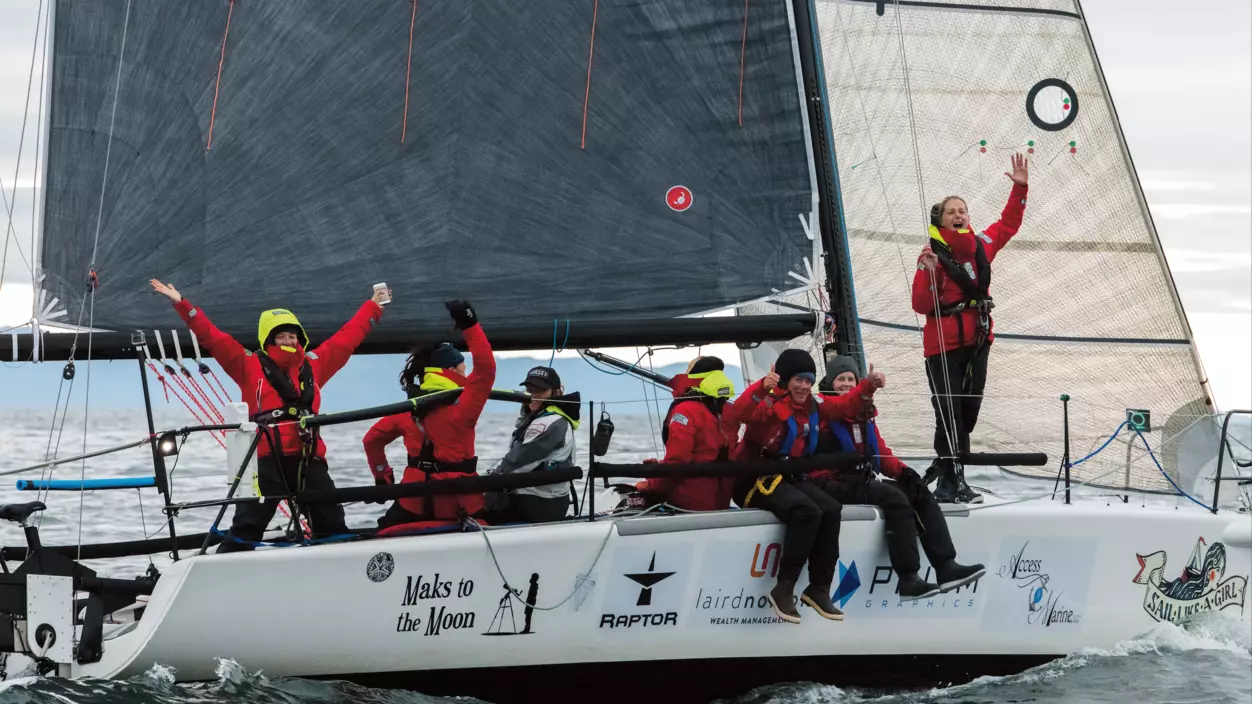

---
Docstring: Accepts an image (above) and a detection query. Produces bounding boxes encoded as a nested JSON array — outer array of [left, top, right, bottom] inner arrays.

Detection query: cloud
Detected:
[[1150, 204, 1252, 220]]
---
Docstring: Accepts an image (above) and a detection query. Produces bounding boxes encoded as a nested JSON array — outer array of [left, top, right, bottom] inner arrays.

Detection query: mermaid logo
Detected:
[[1132, 538, 1248, 623]]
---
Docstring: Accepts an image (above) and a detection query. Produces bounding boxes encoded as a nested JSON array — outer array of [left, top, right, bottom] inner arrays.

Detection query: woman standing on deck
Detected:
[[913, 153, 1029, 504]]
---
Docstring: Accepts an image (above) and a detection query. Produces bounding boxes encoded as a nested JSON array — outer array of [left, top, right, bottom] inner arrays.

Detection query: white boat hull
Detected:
[[23, 502, 1252, 701]]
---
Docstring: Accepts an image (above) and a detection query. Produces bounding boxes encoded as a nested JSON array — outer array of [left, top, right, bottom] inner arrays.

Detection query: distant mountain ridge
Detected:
[[0, 353, 741, 416]]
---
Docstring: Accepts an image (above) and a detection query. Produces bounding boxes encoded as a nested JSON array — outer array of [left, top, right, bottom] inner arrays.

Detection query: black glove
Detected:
[[445, 300, 477, 330], [896, 465, 924, 489], [367, 467, 395, 505]]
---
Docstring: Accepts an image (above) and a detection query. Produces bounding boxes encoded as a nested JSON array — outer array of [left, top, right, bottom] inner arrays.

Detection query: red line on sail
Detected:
[[401, 0, 419, 144], [581, 0, 601, 150], [205, 0, 236, 151], [738, 0, 750, 127]]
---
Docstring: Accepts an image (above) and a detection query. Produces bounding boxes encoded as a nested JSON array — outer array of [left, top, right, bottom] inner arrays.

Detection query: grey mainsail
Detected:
[[36, 0, 818, 348]]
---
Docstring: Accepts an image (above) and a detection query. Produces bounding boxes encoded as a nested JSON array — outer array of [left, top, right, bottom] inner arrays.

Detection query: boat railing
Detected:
[[1211, 409, 1252, 514]]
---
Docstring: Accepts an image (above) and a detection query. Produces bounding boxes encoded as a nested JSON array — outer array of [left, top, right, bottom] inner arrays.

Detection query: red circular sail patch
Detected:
[[666, 185, 693, 212]]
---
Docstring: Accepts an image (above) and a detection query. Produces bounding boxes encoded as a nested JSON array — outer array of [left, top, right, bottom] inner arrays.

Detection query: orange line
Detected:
[[205, 0, 235, 151], [401, 0, 418, 144], [581, 0, 600, 150], [738, 0, 750, 127]]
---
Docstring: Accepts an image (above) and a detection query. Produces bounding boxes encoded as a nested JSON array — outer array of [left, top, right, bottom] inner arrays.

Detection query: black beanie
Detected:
[[688, 356, 725, 375], [774, 349, 816, 386]]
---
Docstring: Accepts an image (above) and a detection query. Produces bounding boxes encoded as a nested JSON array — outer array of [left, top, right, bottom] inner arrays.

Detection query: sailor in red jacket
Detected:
[[725, 349, 884, 625], [637, 356, 737, 511], [812, 356, 985, 600], [361, 410, 424, 501], [377, 300, 497, 528], [149, 278, 387, 552], [912, 153, 1029, 503]]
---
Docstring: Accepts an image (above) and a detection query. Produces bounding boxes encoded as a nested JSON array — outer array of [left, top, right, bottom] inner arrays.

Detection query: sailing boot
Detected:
[[897, 573, 941, 602], [952, 462, 984, 504], [768, 579, 802, 624], [800, 584, 845, 621], [935, 559, 987, 593], [931, 461, 961, 504]]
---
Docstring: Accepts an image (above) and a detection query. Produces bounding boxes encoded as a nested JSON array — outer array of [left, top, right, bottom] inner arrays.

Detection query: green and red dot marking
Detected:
[[1063, 97, 1071, 111], [1069, 140, 1077, 154], [979, 139, 987, 153], [1027, 139, 1035, 154]]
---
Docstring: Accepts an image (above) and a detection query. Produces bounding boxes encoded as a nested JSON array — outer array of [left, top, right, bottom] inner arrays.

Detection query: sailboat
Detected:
[[0, 1, 1248, 702]]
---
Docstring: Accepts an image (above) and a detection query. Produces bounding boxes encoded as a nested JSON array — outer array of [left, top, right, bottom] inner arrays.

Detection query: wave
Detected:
[[717, 614, 1252, 704]]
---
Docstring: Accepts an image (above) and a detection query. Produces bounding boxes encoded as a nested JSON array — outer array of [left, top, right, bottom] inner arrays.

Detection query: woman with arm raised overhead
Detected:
[[912, 153, 1029, 504]]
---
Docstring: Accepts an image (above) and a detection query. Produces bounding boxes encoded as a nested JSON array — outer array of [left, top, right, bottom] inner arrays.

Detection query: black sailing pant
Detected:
[[478, 491, 570, 524], [925, 343, 990, 461], [217, 456, 348, 553], [811, 473, 956, 577], [735, 476, 840, 588]]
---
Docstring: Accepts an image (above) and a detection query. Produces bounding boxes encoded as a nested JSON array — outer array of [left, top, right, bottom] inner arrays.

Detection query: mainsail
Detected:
[[34, 0, 820, 352], [745, 0, 1216, 495]]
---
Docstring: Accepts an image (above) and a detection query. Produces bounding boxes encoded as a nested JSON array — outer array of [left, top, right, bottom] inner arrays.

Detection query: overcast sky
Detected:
[[0, 0, 1248, 406]]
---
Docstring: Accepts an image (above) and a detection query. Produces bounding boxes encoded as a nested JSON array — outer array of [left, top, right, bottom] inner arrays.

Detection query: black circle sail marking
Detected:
[[1026, 78, 1079, 132]]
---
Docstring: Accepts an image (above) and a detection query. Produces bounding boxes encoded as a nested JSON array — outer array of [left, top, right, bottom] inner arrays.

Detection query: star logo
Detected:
[[623, 551, 675, 606]]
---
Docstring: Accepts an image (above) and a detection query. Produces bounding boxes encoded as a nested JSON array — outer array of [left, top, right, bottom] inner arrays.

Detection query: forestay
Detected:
[[744, 0, 1215, 495], [38, 0, 817, 345]]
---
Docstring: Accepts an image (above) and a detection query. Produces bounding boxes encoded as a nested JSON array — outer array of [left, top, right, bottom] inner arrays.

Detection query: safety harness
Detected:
[[400, 372, 479, 518], [254, 352, 316, 423], [743, 400, 820, 507], [928, 226, 994, 350]]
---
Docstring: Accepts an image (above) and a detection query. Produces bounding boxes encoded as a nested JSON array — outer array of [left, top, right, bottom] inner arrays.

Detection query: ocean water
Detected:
[[0, 408, 1249, 703]]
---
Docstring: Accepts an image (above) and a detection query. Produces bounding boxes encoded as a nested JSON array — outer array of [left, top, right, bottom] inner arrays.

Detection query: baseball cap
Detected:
[[520, 366, 561, 391]]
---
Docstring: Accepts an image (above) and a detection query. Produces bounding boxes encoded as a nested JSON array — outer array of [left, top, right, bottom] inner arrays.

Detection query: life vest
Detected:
[[928, 225, 994, 348], [827, 419, 882, 475], [253, 351, 316, 422], [780, 407, 821, 458]]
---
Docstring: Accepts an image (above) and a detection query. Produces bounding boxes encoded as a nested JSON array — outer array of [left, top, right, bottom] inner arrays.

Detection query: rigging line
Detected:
[[400, 0, 418, 144], [888, 0, 960, 461], [205, 0, 236, 151], [35, 300, 93, 522], [737, 0, 750, 126], [75, 289, 98, 563], [828, 4, 930, 344], [0, 0, 44, 294], [580, 0, 600, 150], [637, 347, 661, 456], [89, 0, 132, 267], [30, 0, 51, 294], [643, 349, 666, 435]]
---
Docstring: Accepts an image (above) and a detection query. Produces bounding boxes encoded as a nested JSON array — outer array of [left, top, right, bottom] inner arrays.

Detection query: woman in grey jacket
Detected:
[[479, 366, 579, 523]]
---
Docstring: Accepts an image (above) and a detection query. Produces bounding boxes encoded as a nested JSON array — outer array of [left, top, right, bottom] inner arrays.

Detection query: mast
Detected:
[[789, 0, 865, 370]]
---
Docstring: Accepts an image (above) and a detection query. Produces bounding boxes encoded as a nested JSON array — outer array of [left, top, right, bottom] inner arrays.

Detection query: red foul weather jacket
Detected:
[[911, 182, 1028, 357], [809, 399, 906, 481], [362, 413, 426, 477], [727, 377, 876, 461], [642, 398, 735, 511], [173, 298, 382, 459], [393, 323, 495, 517]]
